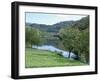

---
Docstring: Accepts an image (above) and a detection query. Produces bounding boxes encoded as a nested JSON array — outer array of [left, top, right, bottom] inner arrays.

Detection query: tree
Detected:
[[25, 27, 41, 47], [59, 16, 89, 64], [59, 27, 89, 64], [59, 28, 79, 58], [74, 29, 89, 63]]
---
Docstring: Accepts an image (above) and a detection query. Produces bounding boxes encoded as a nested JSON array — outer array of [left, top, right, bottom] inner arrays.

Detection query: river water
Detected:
[[32, 45, 76, 59]]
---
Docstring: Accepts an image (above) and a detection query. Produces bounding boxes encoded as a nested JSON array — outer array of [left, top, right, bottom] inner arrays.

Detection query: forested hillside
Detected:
[[26, 21, 75, 33]]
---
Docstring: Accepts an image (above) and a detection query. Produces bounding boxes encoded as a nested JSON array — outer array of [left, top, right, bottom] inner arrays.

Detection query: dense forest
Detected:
[[25, 16, 89, 64]]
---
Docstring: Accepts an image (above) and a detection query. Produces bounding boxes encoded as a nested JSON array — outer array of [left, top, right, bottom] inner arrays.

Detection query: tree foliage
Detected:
[[74, 29, 89, 63], [25, 27, 42, 47], [59, 16, 89, 64], [59, 28, 79, 58]]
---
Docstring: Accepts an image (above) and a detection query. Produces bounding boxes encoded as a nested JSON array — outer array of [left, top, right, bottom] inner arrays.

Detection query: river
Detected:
[[32, 45, 76, 59]]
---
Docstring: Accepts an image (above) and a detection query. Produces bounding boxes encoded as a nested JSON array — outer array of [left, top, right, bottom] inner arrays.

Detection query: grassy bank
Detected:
[[25, 48, 86, 68]]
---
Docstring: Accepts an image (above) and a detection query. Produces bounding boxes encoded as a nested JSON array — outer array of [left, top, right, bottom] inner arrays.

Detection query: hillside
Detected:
[[26, 21, 75, 33], [72, 16, 89, 30]]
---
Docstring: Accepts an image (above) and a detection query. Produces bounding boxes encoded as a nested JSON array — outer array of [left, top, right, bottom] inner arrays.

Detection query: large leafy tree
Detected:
[[25, 27, 41, 47], [59, 28, 89, 63], [74, 29, 89, 63], [59, 28, 79, 58], [59, 16, 89, 64]]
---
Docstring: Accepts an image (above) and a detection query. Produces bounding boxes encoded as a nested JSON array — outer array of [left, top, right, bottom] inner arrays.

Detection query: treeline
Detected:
[[59, 16, 89, 64]]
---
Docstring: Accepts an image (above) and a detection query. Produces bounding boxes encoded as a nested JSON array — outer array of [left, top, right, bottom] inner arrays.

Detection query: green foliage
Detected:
[[74, 29, 89, 63], [59, 16, 89, 64], [25, 27, 42, 47], [59, 28, 79, 58]]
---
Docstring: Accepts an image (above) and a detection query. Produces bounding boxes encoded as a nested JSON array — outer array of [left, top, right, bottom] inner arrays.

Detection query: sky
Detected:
[[25, 12, 87, 25]]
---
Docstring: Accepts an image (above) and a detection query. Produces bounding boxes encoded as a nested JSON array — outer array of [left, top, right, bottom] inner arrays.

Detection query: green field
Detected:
[[25, 48, 86, 68]]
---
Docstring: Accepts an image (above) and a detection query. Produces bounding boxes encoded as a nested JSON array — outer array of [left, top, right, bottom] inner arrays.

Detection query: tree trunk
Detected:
[[68, 51, 71, 58]]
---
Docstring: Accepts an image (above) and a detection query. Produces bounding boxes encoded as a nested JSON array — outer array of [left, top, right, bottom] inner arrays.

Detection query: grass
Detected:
[[25, 48, 86, 68]]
